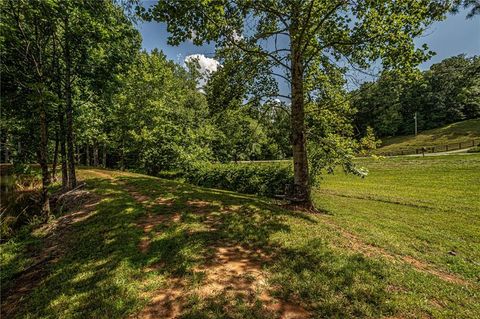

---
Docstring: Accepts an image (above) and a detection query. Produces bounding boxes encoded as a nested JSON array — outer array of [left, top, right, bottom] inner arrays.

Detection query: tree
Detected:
[[1, 0, 60, 215], [147, 0, 452, 207], [1, 0, 141, 219], [109, 50, 214, 174], [56, 0, 140, 188], [353, 55, 480, 137], [452, 0, 480, 18]]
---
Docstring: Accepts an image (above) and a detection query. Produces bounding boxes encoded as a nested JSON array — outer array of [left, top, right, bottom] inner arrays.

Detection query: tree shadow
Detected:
[[10, 174, 394, 318]]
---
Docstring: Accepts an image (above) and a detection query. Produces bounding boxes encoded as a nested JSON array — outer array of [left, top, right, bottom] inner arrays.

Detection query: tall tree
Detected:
[[147, 0, 452, 207], [1, 0, 59, 215]]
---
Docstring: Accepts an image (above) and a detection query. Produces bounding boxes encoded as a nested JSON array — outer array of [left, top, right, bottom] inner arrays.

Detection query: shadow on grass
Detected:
[[11, 175, 394, 318]]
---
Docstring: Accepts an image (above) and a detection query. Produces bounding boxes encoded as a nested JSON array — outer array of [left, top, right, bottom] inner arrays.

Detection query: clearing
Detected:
[[1, 155, 480, 318]]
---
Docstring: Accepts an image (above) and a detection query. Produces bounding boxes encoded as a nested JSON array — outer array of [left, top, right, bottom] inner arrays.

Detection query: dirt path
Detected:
[[121, 179, 310, 319]]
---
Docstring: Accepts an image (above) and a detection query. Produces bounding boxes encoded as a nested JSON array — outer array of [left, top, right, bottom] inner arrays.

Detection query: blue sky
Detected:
[[137, 6, 479, 66], [136, 5, 479, 93]]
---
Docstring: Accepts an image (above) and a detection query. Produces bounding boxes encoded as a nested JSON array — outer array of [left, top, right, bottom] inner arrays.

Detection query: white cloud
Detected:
[[185, 54, 220, 91]]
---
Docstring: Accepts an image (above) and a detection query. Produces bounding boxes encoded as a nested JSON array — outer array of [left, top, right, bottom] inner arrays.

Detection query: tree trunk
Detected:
[[4, 135, 9, 163], [102, 143, 107, 168], [120, 139, 125, 171], [290, 27, 312, 208], [93, 142, 99, 167], [75, 143, 80, 164], [53, 32, 68, 191], [86, 143, 90, 166], [64, 15, 76, 189], [38, 101, 51, 216], [51, 132, 59, 182], [59, 110, 69, 190]]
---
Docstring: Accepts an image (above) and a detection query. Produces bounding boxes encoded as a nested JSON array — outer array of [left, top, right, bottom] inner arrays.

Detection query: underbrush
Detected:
[[1, 164, 44, 238], [184, 162, 293, 197], [467, 146, 480, 153]]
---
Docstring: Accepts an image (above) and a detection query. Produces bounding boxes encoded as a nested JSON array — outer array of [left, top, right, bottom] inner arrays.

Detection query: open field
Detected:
[[2, 155, 480, 318], [377, 119, 480, 154]]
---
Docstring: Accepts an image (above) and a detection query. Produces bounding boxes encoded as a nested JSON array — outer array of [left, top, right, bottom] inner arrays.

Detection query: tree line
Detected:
[[1, 0, 472, 211], [352, 55, 480, 138]]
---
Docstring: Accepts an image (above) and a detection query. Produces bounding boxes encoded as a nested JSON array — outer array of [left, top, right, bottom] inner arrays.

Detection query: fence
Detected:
[[376, 139, 479, 157]]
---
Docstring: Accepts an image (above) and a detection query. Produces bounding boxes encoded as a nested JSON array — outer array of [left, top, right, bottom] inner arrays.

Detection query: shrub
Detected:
[[467, 146, 480, 153], [184, 162, 293, 197]]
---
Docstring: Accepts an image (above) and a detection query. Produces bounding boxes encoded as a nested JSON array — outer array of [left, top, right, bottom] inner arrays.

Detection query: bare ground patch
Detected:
[[194, 244, 310, 319], [124, 184, 310, 318]]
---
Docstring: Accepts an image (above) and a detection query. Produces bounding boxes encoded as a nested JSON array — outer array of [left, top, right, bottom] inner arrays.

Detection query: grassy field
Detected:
[[1, 155, 480, 318], [377, 118, 480, 154]]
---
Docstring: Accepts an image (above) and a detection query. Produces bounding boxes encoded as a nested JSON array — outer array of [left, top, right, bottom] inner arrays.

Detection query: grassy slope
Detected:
[[1, 157, 480, 318], [377, 118, 480, 153]]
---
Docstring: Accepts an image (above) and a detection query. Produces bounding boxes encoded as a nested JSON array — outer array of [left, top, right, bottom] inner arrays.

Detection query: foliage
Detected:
[[467, 145, 480, 153], [184, 162, 293, 197], [108, 50, 215, 174], [145, 0, 453, 205], [452, 0, 480, 18], [353, 55, 480, 138]]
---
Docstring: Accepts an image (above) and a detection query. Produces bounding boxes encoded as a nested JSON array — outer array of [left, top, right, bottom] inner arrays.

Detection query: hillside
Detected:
[[376, 118, 480, 155], [2, 155, 480, 318]]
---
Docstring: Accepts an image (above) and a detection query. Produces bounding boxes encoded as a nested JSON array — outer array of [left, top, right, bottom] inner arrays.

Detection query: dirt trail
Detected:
[[123, 180, 310, 319]]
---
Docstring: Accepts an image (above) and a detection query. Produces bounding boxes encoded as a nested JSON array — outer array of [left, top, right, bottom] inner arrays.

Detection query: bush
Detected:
[[184, 162, 293, 197], [467, 146, 480, 153]]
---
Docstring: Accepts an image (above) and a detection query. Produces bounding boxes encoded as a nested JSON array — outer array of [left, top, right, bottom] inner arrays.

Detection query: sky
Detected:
[[136, 4, 479, 90]]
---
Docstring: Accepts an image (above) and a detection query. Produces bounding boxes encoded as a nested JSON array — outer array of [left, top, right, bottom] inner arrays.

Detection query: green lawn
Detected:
[[377, 118, 480, 154], [2, 156, 480, 318]]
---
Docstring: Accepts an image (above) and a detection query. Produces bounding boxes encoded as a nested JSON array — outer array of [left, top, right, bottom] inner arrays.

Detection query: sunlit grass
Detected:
[[2, 157, 479, 318], [378, 118, 480, 153]]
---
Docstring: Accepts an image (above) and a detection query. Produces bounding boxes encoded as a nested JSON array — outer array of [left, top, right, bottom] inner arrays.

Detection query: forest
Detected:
[[353, 55, 480, 137]]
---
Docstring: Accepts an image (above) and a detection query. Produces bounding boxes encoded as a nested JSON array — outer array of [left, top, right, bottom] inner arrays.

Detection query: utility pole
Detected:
[[414, 112, 418, 136]]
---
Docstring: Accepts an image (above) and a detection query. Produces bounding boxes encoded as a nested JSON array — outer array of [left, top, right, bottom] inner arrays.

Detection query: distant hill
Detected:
[[376, 118, 480, 155]]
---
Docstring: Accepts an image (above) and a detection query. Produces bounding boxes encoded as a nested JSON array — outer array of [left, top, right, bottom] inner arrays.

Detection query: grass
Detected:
[[377, 118, 480, 154], [2, 156, 480, 318]]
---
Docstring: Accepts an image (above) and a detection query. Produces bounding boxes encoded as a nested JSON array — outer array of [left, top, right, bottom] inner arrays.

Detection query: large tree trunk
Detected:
[[290, 27, 312, 208], [64, 15, 76, 189], [38, 102, 51, 216]]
